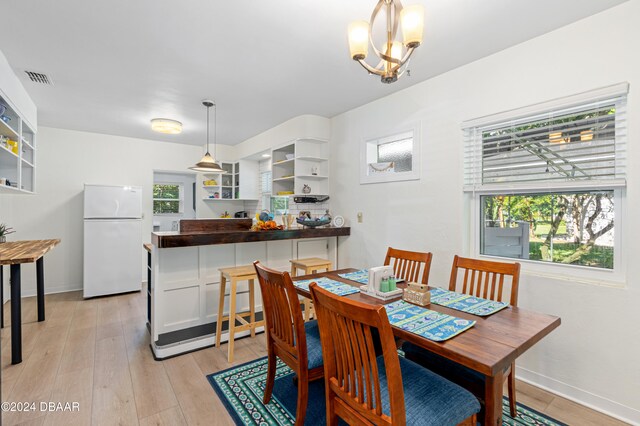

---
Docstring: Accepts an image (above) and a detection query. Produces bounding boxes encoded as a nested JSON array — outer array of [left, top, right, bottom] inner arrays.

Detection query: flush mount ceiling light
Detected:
[[348, 0, 424, 84], [189, 100, 225, 173], [150, 118, 182, 134]]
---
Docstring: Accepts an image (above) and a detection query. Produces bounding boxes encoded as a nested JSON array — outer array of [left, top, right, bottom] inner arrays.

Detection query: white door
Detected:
[[84, 185, 142, 218], [84, 219, 142, 298]]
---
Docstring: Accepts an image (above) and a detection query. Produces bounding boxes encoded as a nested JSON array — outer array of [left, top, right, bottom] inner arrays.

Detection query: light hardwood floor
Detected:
[[0, 289, 630, 426]]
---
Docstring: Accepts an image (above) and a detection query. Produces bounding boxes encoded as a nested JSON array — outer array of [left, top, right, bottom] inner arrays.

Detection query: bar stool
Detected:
[[289, 257, 333, 321], [215, 265, 265, 362]]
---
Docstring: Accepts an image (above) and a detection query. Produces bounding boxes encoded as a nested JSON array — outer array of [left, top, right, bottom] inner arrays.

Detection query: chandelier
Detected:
[[348, 0, 425, 84]]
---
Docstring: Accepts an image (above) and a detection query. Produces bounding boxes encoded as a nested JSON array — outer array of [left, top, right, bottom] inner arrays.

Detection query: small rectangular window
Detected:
[[153, 184, 183, 214], [360, 126, 420, 184]]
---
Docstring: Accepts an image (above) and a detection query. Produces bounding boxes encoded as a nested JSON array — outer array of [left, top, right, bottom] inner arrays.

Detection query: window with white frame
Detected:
[[360, 126, 420, 184], [463, 83, 627, 271], [260, 170, 272, 211], [153, 183, 184, 214]]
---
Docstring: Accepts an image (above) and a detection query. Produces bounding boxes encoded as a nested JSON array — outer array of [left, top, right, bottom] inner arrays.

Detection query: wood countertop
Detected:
[[152, 227, 350, 248], [0, 239, 61, 265]]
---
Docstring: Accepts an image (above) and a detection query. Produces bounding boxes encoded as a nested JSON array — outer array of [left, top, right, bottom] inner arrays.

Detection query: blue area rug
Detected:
[[207, 356, 567, 426]]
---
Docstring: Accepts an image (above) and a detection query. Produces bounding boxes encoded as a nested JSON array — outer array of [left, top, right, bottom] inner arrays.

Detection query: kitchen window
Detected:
[[463, 83, 627, 278], [153, 183, 183, 214]]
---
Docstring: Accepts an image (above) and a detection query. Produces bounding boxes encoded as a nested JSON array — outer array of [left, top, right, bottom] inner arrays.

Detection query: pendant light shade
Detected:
[[190, 100, 225, 173]]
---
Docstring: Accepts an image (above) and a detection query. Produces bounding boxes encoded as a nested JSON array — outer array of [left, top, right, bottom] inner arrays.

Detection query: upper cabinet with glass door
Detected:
[[201, 160, 259, 201]]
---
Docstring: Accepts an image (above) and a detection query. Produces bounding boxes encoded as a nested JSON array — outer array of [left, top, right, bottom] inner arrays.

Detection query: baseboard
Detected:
[[516, 365, 640, 425], [4, 284, 83, 301]]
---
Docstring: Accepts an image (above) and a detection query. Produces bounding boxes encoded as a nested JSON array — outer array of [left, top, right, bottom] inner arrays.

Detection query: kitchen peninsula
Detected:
[[148, 218, 349, 358]]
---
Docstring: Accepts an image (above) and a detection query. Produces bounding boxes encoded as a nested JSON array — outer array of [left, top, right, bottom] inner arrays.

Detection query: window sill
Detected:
[[476, 254, 626, 289]]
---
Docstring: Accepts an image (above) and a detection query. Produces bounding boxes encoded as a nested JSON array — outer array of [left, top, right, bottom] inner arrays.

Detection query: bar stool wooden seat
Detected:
[[289, 257, 333, 321], [215, 265, 265, 362]]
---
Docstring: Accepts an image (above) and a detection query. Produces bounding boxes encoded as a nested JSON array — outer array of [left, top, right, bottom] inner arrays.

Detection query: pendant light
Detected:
[[189, 100, 225, 173]]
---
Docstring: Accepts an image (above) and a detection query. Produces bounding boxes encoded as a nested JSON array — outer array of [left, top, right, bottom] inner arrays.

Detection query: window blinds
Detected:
[[463, 84, 628, 193]]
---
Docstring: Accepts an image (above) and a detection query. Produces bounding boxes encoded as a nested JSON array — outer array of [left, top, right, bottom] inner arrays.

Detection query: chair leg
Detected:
[[327, 390, 338, 426], [290, 264, 297, 277], [227, 278, 238, 363], [294, 369, 309, 426], [249, 279, 256, 338], [508, 363, 517, 417], [263, 349, 277, 404], [215, 275, 227, 348]]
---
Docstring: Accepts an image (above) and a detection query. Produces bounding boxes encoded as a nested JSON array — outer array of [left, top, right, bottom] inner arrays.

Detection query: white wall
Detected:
[[0, 126, 203, 296], [329, 2, 640, 423], [153, 171, 196, 231]]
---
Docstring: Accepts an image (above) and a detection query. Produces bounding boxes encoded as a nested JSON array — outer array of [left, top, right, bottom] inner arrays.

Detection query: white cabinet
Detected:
[[201, 160, 259, 202], [0, 94, 36, 194], [271, 138, 329, 196]]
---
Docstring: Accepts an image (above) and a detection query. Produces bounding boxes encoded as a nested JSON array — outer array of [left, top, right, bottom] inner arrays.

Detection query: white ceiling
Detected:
[[0, 0, 626, 146]]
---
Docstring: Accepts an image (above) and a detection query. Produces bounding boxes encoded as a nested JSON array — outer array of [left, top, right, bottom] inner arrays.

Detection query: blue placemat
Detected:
[[294, 277, 360, 297], [429, 287, 509, 316], [384, 300, 475, 342], [337, 269, 369, 285]]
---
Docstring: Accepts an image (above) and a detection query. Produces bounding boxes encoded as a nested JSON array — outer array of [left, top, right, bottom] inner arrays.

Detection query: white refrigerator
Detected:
[[83, 184, 143, 298]]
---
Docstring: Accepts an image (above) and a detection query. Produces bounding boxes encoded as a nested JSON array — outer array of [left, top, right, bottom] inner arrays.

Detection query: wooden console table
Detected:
[[0, 239, 61, 364]]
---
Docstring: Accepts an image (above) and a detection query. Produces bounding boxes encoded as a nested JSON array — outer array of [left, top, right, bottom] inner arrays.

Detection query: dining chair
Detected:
[[384, 247, 433, 284], [402, 255, 521, 417], [253, 261, 324, 426], [309, 282, 480, 426]]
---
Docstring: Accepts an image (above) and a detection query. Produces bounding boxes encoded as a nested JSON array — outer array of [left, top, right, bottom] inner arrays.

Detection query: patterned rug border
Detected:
[[207, 356, 568, 426]]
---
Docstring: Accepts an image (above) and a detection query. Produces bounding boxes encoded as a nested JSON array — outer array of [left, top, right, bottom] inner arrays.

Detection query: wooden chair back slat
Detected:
[[384, 247, 433, 285], [254, 262, 308, 366], [310, 283, 405, 425], [448, 255, 520, 306]]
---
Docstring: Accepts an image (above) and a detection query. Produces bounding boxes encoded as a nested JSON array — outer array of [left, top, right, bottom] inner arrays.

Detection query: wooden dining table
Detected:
[[293, 268, 561, 426], [0, 239, 61, 364]]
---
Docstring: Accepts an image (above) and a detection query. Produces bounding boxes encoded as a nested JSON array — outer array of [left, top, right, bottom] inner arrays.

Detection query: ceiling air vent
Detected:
[[24, 71, 53, 85]]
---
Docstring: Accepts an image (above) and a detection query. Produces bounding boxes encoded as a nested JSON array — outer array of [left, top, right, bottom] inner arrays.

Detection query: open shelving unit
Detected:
[[0, 93, 36, 194], [271, 138, 329, 196]]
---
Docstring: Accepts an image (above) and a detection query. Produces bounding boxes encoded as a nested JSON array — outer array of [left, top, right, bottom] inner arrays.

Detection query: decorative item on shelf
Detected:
[[285, 153, 295, 160], [1, 115, 11, 124], [369, 161, 395, 174], [302, 184, 311, 194], [0, 103, 6, 116], [348, 0, 424, 84], [7, 139, 18, 154], [0, 223, 15, 243], [189, 100, 225, 173], [332, 215, 345, 228], [203, 179, 218, 186], [403, 282, 431, 306], [277, 191, 294, 196], [214, 191, 220, 198], [220, 211, 231, 218], [311, 166, 318, 175]]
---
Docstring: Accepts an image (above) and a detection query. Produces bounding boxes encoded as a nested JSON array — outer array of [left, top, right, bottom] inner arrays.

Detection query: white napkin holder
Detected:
[[359, 265, 403, 300]]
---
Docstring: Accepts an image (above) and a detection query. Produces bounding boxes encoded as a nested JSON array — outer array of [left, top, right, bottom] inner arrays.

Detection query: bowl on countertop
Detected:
[[296, 217, 331, 228]]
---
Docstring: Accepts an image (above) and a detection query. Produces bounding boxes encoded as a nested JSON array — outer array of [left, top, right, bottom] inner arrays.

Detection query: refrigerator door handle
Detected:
[[114, 199, 120, 216]]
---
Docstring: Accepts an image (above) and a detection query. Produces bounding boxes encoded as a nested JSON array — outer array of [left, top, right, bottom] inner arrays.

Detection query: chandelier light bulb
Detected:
[[400, 4, 425, 47], [348, 21, 370, 60]]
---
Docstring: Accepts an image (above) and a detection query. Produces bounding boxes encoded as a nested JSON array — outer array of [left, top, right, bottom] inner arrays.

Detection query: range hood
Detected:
[[293, 195, 329, 203]]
